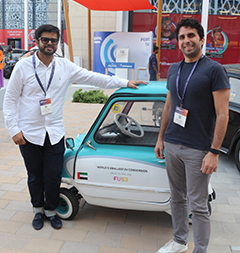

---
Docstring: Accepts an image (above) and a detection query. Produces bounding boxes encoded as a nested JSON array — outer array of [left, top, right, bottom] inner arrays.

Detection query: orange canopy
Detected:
[[73, 0, 156, 11]]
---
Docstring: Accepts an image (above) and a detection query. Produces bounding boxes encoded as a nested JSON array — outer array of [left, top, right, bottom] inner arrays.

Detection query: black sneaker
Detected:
[[32, 213, 44, 230], [46, 215, 62, 229]]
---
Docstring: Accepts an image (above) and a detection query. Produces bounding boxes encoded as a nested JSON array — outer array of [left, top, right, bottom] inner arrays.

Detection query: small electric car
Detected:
[[57, 81, 215, 220]]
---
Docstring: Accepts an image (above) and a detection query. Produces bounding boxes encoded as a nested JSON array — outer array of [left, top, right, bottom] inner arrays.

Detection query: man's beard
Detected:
[[39, 45, 57, 56]]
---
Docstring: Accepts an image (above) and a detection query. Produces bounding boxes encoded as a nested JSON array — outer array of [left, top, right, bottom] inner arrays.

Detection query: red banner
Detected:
[[132, 13, 240, 78]]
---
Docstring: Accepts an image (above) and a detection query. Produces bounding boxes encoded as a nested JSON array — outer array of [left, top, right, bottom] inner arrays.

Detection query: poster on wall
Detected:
[[132, 13, 240, 78], [93, 31, 153, 80], [155, 16, 177, 50], [206, 24, 229, 59]]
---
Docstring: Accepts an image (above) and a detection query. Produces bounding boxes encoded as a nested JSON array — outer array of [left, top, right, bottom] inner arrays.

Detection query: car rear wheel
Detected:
[[57, 187, 79, 220], [234, 139, 240, 173]]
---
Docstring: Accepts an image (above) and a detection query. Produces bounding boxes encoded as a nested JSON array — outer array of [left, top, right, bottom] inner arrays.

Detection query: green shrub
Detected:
[[72, 89, 109, 104]]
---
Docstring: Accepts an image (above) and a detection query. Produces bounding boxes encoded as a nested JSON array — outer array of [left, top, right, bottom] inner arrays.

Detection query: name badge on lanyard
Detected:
[[40, 98, 52, 115], [32, 54, 55, 116], [174, 55, 203, 128], [173, 106, 188, 128]]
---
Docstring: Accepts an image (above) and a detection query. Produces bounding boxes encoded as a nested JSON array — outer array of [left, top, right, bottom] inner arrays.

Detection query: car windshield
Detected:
[[95, 100, 164, 146]]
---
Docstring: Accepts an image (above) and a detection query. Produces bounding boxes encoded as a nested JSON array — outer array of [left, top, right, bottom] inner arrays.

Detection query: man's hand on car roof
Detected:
[[127, 80, 148, 89]]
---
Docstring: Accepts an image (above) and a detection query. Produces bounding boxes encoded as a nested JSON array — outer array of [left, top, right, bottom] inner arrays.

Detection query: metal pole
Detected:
[[56, 0, 62, 56], [2, 0, 5, 29], [214, 0, 218, 14], [24, 0, 28, 50], [88, 9, 91, 70], [32, 0, 36, 29], [57, 0, 61, 29], [156, 0, 162, 80], [201, 0, 210, 55]]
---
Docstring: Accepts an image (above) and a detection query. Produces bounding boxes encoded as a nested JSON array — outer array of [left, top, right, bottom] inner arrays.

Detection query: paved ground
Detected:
[[0, 82, 240, 253]]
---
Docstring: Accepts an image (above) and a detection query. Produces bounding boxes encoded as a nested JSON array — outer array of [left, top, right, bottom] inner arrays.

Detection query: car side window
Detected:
[[95, 100, 165, 147]]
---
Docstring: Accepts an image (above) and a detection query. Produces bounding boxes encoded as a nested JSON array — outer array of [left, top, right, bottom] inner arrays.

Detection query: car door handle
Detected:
[[86, 140, 96, 151]]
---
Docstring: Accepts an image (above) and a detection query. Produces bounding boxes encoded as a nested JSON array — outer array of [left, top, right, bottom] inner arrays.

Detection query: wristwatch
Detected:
[[209, 148, 220, 155]]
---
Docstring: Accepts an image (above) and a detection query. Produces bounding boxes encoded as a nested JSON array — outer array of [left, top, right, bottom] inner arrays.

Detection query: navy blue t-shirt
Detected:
[[164, 56, 230, 150]]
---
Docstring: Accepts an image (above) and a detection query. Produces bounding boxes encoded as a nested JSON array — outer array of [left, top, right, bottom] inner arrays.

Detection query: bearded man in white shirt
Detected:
[[3, 24, 146, 230]]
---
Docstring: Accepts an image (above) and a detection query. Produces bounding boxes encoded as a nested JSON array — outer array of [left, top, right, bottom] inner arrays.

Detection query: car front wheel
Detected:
[[234, 140, 240, 173], [57, 187, 79, 220]]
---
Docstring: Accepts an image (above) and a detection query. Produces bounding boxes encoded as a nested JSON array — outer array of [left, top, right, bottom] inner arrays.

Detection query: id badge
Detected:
[[173, 106, 188, 128], [39, 98, 52, 115]]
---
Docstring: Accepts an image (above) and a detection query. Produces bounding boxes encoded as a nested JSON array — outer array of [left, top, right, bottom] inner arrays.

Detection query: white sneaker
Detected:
[[156, 239, 188, 253]]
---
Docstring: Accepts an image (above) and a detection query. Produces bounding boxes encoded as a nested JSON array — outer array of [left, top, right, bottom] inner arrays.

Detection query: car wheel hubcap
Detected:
[[57, 198, 69, 214]]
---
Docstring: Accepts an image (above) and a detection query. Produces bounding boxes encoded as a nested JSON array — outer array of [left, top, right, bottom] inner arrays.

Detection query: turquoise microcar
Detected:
[[57, 81, 215, 220]]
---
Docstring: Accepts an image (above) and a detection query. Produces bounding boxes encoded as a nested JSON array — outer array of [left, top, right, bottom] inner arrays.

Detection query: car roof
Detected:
[[113, 80, 168, 96], [224, 64, 240, 77]]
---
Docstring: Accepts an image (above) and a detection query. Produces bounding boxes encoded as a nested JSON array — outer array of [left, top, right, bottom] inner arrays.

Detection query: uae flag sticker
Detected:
[[77, 172, 88, 180]]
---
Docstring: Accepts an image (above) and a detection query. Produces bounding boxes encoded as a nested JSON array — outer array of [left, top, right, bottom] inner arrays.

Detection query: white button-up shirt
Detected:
[[3, 53, 128, 146]]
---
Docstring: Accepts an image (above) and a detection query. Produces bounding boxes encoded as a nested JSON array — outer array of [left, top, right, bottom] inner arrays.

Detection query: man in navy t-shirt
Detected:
[[155, 19, 230, 253], [148, 45, 159, 81]]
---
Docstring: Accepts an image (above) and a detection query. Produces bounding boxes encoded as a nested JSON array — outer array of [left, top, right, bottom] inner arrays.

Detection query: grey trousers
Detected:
[[164, 142, 211, 253]]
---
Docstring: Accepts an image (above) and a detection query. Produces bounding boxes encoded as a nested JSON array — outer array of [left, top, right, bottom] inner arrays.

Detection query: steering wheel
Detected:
[[114, 113, 144, 138]]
